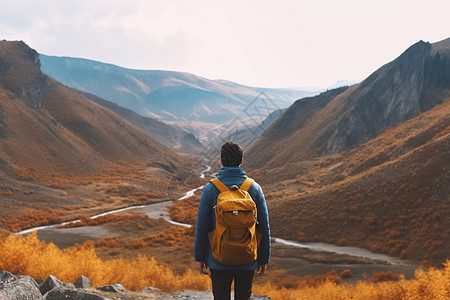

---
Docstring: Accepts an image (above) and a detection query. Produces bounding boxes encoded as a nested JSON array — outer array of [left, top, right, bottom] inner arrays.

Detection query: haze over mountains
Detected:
[[39, 54, 313, 123], [39, 55, 316, 145], [246, 38, 450, 262]]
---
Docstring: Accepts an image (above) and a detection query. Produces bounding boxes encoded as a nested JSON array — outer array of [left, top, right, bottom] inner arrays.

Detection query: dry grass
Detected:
[[169, 193, 201, 225], [249, 97, 450, 263], [0, 233, 449, 299]]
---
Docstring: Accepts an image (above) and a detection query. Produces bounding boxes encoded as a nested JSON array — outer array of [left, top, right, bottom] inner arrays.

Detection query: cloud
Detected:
[[1, 0, 450, 87]]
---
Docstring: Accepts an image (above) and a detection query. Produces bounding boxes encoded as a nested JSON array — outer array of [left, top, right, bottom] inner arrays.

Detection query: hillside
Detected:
[[0, 41, 195, 232], [246, 38, 450, 262], [39, 55, 316, 145], [77, 90, 204, 151], [247, 39, 450, 168]]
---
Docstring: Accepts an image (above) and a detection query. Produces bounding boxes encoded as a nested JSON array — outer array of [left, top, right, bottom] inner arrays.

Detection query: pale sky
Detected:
[[1, 0, 449, 88]]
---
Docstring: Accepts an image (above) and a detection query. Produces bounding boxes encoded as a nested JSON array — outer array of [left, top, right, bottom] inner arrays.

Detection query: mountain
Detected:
[[245, 38, 450, 262], [38, 55, 316, 125], [0, 41, 191, 230], [77, 90, 204, 151], [247, 38, 450, 169]]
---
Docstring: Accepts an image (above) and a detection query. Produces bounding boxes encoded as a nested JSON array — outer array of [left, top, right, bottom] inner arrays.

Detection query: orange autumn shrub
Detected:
[[0, 232, 209, 292], [0, 233, 449, 299], [4, 209, 63, 232], [94, 236, 119, 248], [127, 238, 146, 249], [371, 271, 404, 283], [340, 269, 353, 279], [253, 262, 450, 299], [169, 194, 200, 225], [144, 226, 195, 249]]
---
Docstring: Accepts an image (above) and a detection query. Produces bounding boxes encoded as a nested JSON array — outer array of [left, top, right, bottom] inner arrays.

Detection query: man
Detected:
[[194, 141, 271, 300]]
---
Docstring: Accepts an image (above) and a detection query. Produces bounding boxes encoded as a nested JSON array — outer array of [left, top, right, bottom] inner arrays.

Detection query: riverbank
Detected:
[[17, 164, 421, 284]]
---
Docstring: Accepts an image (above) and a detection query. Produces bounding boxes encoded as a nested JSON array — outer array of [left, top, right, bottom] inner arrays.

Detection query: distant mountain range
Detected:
[[246, 38, 450, 262], [39, 55, 315, 125], [39, 55, 318, 146]]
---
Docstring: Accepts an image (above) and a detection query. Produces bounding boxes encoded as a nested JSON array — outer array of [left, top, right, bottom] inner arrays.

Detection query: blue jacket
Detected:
[[194, 166, 271, 270]]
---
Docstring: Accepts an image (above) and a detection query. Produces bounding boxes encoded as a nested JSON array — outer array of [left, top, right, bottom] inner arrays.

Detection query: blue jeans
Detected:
[[210, 269, 255, 300]]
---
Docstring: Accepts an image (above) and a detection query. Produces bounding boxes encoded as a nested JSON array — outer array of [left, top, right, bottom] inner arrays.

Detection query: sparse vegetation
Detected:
[[1, 233, 449, 299], [169, 193, 200, 225], [4, 209, 63, 232], [252, 97, 450, 263]]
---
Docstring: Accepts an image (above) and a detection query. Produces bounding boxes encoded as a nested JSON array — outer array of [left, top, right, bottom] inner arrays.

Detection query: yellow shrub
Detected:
[[0, 232, 209, 292], [0, 233, 448, 299]]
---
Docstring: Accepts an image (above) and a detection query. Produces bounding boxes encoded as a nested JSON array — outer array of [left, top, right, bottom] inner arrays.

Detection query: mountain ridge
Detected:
[[247, 39, 450, 169], [0, 40, 193, 230], [39, 54, 316, 125], [245, 38, 450, 262]]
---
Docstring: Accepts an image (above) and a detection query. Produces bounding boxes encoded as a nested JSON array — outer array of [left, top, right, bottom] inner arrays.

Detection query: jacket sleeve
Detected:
[[194, 185, 213, 262], [253, 183, 271, 265]]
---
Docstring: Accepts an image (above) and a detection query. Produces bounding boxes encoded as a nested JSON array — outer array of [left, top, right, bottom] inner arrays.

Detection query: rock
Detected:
[[0, 121, 7, 139], [0, 271, 15, 283], [75, 275, 91, 289], [39, 275, 74, 295], [141, 286, 160, 293], [96, 283, 126, 293], [17, 275, 39, 289], [251, 295, 271, 300], [43, 288, 109, 300], [0, 271, 43, 300], [171, 291, 213, 299], [0, 41, 48, 109], [166, 291, 271, 300]]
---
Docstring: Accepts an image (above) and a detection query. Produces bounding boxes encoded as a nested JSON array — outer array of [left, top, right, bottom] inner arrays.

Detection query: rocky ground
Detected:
[[0, 271, 270, 300]]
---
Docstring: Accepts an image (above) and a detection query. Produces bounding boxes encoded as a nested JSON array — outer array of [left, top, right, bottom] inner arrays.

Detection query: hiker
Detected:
[[194, 141, 271, 300]]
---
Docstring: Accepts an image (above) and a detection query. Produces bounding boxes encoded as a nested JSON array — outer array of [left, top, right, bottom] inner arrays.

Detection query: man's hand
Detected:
[[199, 262, 209, 275], [255, 264, 267, 276]]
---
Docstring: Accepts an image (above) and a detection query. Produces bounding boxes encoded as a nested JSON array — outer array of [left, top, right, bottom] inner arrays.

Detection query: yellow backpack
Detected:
[[208, 177, 262, 265]]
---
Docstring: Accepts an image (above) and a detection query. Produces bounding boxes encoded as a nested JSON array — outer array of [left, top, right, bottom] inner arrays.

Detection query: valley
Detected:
[[0, 37, 449, 299], [17, 165, 420, 286]]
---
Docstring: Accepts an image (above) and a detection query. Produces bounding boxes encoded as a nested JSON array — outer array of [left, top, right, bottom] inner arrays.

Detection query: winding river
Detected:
[[16, 164, 414, 267]]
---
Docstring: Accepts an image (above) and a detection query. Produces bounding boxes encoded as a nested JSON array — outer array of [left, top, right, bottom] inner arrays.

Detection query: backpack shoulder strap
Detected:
[[240, 177, 254, 191], [210, 178, 229, 193]]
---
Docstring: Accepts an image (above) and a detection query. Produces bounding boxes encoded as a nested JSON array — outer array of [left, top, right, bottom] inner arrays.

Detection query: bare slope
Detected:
[[0, 41, 180, 176], [0, 41, 192, 230], [77, 90, 204, 151], [245, 38, 450, 262]]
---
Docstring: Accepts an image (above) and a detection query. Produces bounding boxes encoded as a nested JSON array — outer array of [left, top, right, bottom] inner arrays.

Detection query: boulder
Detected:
[[0, 271, 15, 283], [39, 275, 74, 295], [0, 271, 43, 300], [16, 275, 39, 289], [141, 286, 160, 293], [43, 288, 109, 300], [251, 295, 271, 300], [74, 275, 91, 289], [96, 283, 126, 293]]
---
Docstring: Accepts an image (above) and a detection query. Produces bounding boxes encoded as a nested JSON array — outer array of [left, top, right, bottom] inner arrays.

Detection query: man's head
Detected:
[[221, 141, 243, 167]]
